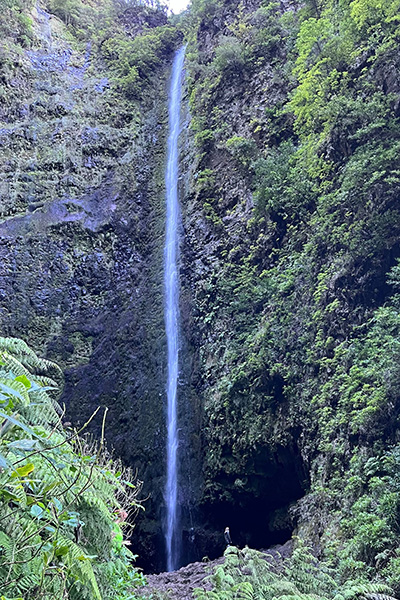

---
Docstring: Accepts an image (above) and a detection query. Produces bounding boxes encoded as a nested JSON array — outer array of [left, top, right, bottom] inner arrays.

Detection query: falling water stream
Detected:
[[164, 46, 186, 572]]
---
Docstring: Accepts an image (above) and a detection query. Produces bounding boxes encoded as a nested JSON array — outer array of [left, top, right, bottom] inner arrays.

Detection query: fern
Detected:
[[194, 544, 397, 600], [365, 595, 398, 600], [0, 337, 61, 372], [57, 533, 102, 600], [27, 400, 60, 427], [80, 491, 115, 522], [284, 542, 337, 597], [13, 573, 40, 594], [340, 584, 393, 600], [0, 337, 35, 359], [0, 336, 142, 600], [234, 581, 255, 600]]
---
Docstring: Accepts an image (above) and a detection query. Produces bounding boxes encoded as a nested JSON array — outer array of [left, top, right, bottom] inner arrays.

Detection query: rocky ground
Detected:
[[140, 557, 224, 599], [139, 542, 293, 600]]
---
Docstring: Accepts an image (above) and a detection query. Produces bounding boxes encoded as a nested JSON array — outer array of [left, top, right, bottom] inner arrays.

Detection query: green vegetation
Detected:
[[47, 0, 112, 32], [0, 0, 33, 44], [0, 337, 144, 599], [101, 23, 180, 98], [185, 0, 400, 591], [0, 0, 174, 572], [43, 0, 180, 97], [194, 544, 394, 600], [2, 0, 400, 591], [0, 0, 33, 112]]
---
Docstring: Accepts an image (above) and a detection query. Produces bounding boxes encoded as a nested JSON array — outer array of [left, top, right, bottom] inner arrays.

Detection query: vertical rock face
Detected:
[[178, 0, 400, 567], [177, 0, 308, 558], [0, 0, 176, 571], [0, 0, 311, 568], [3, 0, 400, 579]]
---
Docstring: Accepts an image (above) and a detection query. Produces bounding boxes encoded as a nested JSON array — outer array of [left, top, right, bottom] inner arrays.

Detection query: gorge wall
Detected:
[[2, 0, 400, 585], [181, 0, 400, 583], [0, 0, 183, 570]]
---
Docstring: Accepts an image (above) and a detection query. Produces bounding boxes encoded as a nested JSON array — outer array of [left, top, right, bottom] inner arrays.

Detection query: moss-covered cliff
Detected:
[[181, 0, 400, 586], [0, 0, 183, 571], [2, 0, 400, 586]]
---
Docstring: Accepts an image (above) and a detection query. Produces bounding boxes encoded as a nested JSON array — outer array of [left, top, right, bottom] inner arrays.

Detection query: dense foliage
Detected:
[[0, 0, 180, 572], [194, 544, 394, 600], [0, 0, 179, 108], [45, 0, 181, 98], [183, 0, 400, 588], [2, 0, 400, 587], [0, 337, 144, 600]]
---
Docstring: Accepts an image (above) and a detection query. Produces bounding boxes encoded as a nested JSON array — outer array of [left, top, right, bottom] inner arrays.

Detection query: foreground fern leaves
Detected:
[[0, 337, 144, 600], [194, 545, 396, 600]]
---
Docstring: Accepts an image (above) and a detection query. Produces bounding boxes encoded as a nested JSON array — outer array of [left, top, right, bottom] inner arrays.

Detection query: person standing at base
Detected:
[[224, 526, 232, 546]]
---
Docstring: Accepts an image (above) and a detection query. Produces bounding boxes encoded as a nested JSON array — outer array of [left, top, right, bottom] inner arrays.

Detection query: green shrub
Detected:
[[0, 337, 144, 600], [194, 543, 393, 600], [102, 25, 180, 98], [212, 36, 247, 76]]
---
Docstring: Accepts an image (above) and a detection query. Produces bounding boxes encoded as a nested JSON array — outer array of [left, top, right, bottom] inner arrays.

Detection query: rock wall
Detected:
[[3, 0, 400, 581], [178, 0, 307, 559], [179, 0, 400, 571], [0, 0, 177, 571]]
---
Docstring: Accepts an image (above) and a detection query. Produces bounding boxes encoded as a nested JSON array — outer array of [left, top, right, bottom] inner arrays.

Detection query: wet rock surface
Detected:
[[0, 1, 173, 572], [0, 0, 306, 574], [178, 0, 306, 564]]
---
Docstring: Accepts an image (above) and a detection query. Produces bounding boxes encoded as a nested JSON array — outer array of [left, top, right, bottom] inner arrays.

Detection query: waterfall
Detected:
[[164, 46, 185, 572]]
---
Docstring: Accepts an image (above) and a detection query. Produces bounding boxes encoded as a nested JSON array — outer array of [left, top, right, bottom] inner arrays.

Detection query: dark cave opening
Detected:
[[179, 443, 308, 569], [135, 443, 308, 573]]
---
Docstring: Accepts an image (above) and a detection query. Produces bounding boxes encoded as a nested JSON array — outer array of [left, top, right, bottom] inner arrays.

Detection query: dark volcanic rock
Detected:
[[0, 2, 182, 573]]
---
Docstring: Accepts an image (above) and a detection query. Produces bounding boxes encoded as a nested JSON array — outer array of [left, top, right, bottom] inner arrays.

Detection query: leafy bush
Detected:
[[253, 141, 316, 220], [194, 543, 394, 600], [101, 25, 180, 97], [212, 36, 247, 76], [0, 337, 144, 600], [0, 0, 33, 46], [225, 136, 257, 167]]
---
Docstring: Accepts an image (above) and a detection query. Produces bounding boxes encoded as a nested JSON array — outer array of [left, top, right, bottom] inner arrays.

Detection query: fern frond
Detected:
[[0, 353, 32, 378], [14, 572, 40, 593], [27, 401, 60, 426], [0, 337, 35, 359], [33, 374, 59, 388], [365, 595, 398, 600], [0, 337, 63, 382], [341, 584, 393, 600], [233, 581, 255, 600], [57, 534, 101, 600], [79, 493, 114, 522], [0, 529, 14, 558], [272, 581, 304, 596]]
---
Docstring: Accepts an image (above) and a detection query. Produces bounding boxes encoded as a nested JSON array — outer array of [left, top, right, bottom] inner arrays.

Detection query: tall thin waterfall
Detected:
[[164, 46, 185, 572]]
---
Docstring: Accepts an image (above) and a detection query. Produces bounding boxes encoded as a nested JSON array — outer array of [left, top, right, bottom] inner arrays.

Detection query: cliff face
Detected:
[[180, 0, 400, 581], [0, 0, 181, 571], [2, 0, 400, 584], [179, 0, 306, 558]]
